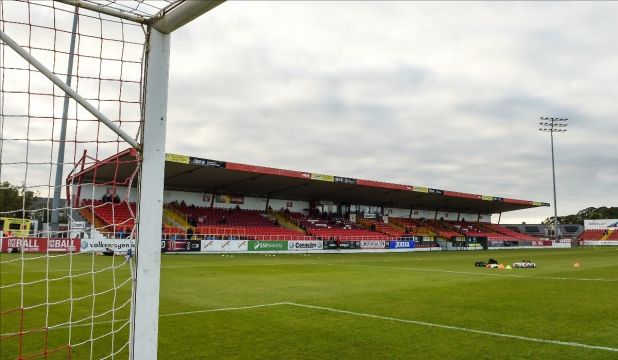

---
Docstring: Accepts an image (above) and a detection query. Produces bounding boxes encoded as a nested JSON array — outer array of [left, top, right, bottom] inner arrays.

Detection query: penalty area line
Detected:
[[283, 302, 618, 353], [0, 302, 287, 338]]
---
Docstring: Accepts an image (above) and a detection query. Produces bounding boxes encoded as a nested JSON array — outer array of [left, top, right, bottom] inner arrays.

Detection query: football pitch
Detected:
[[1, 248, 617, 359]]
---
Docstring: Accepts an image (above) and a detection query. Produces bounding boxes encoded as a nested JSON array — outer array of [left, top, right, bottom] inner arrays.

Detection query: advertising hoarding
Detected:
[[200, 240, 248, 252], [287, 240, 322, 251], [584, 220, 618, 230], [388, 240, 416, 249], [247, 240, 288, 251], [81, 238, 134, 253]]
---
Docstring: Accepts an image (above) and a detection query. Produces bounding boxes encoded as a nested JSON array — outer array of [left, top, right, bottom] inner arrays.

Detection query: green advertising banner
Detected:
[[247, 240, 288, 251]]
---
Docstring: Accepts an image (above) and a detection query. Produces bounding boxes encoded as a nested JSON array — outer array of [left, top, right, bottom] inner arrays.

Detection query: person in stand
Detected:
[[102, 191, 113, 203], [113, 194, 121, 204], [187, 227, 194, 240]]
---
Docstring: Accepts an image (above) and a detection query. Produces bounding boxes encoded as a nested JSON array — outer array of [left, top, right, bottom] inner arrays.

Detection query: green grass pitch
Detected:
[[1, 248, 617, 359]]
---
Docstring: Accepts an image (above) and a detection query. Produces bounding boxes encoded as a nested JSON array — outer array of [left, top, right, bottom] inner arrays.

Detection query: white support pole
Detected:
[[131, 28, 170, 360], [0, 29, 139, 149]]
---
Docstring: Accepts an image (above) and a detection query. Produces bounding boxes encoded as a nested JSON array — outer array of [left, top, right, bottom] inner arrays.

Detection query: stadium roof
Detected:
[[69, 148, 549, 215]]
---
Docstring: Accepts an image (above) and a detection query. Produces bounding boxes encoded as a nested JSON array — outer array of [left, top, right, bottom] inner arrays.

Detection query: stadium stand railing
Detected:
[[169, 204, 307, 240]]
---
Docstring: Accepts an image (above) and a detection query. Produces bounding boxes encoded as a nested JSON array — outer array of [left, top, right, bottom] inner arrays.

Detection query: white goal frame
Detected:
[[0, 1, 224, 358]]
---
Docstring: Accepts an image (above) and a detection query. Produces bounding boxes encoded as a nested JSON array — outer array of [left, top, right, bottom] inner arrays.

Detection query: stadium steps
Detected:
[[78, 207, 108, 232], [358, 219, 405, 237], [388, 218, 435, 237], [163, 208, 188, 229], [273, 212, 307, 234], [601, 230, 613, 241], [387, 218, 408, 231], [416, 226, 437, 237], [164, 206, 191, 229]]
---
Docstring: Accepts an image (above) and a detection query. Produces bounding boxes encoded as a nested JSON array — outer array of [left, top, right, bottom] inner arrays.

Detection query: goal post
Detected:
[[0, 1, 224, 359], [131, 27, 169, 360]]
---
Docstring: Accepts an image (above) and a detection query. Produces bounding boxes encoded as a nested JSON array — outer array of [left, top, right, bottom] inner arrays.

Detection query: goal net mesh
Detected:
[[0, 1, 171, 358]]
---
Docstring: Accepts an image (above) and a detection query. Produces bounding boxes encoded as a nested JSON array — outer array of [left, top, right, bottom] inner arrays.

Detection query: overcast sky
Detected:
[[159, 1, 618, 223], [2, 1, 616, 224]]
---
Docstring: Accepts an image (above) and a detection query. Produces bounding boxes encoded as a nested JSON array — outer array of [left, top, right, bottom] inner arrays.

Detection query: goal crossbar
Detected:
[[55, 0, 149, 24], [152, 0, 226, 33], [55, 0, 226, 33]]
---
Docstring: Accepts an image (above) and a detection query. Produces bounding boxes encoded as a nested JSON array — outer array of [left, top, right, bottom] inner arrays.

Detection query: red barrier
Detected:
[[1, 237, 81, 253]]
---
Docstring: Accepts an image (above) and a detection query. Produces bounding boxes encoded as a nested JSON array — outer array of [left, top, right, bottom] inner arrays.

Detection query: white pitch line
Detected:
[[0, 302, 287, 337], [2, 301, 616, 353], [324, 263, 618, 282], [160, 302, 289, 317], [283, 302, 618, 353]]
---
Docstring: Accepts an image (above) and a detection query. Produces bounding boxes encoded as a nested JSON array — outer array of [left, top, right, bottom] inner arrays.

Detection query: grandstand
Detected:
[[65, 149, 551, 248]]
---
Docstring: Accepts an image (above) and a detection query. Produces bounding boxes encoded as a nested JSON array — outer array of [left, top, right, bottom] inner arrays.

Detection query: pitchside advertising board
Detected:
[[161, 239, 201, 252], [201, 239, 249, 252], [81, 238, 134, 253], [288, 240, 322, 251], [323, 240, 361, 250], [389, 240, 416, 249], [247, 240, 288, 251], [360, 240, 387, 249], [584, 219, 618, 230], [582, 240, 618, 246], [2, 237, 80, 253]]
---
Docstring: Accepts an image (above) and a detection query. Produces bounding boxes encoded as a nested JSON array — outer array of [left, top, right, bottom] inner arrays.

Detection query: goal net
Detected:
[[0, 1, 221, 358]]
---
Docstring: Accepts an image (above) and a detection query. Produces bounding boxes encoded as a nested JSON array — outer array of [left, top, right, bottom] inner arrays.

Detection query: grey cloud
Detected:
[[166, 2, 618, 222]]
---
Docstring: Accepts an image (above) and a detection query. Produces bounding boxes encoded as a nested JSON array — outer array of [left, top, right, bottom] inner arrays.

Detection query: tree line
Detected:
[[0, 181, 68, 222], [543, 207, 618, 225]]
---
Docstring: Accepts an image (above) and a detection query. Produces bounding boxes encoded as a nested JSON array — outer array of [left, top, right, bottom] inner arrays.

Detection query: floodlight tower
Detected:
[[539, 117, 568, 242]]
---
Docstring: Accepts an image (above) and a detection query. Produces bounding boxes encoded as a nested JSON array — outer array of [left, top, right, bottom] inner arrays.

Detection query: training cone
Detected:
[[573, 262, 581, 268], [498, 264, 505, 270], [505, 265, 512, 270]]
